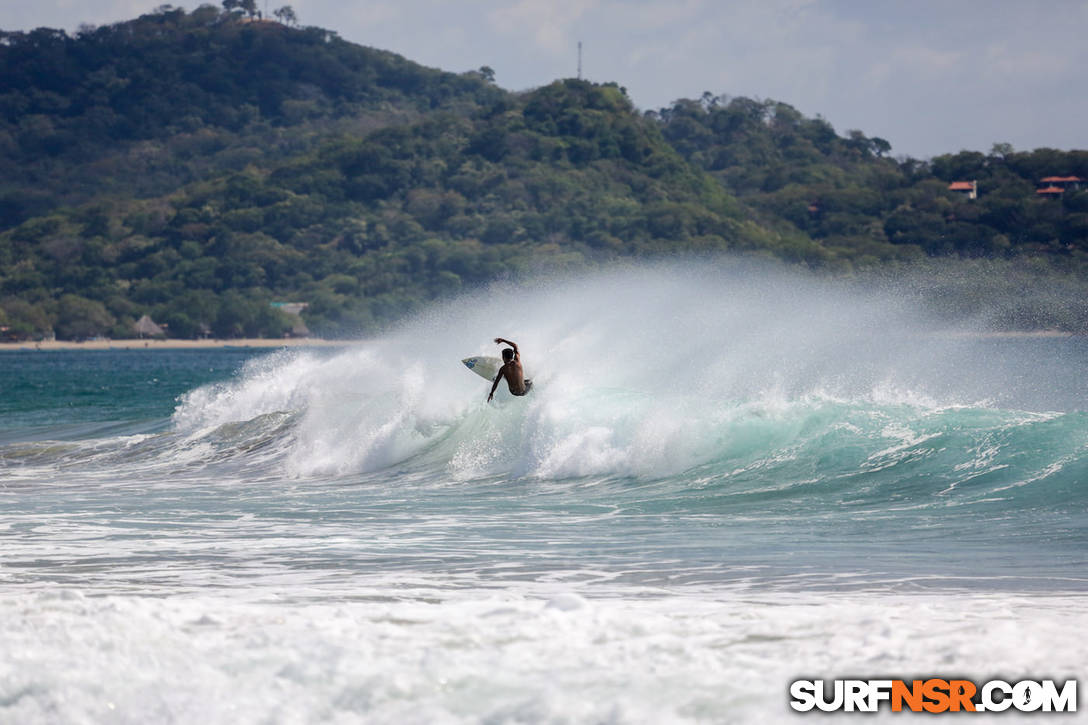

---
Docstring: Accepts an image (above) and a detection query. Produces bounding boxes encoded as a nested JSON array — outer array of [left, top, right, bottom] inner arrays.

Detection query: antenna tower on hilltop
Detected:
[[577, 41, 582, 80]]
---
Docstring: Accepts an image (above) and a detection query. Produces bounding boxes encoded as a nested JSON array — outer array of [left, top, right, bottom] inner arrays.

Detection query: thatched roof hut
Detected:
[[133, 315, 165, 338]]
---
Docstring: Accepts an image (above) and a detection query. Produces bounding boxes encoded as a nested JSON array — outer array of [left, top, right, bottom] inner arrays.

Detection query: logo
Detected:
[[789, 679, 1077, 713]]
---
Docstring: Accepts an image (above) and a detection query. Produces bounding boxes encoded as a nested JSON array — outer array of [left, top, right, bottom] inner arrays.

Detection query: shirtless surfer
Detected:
[[488, 337, 532, 401]]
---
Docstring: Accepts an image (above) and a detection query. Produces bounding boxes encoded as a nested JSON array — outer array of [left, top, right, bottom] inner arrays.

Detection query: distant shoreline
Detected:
[[0, 330, 1076, 353], [0, 337, 355, 352]]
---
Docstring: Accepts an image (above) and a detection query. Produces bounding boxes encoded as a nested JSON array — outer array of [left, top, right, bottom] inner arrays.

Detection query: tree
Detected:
[[54, 294, 115, 340], [223, 0, 256, 17], [273, 5, 298, 26], [846, 129, 870, 154], [0, 298, 53, 340], [870, 137, 891, 157], [990, 142, 1015, 160], [931, 151, 987, 181], [212, 291, 257, 338]]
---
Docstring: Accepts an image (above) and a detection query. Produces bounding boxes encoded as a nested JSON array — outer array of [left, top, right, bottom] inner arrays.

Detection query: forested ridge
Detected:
[[2, 5, 1086, 340]]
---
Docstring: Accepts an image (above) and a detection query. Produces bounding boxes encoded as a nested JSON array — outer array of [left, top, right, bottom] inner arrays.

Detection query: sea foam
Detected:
[[169, 261, 1084, 486]]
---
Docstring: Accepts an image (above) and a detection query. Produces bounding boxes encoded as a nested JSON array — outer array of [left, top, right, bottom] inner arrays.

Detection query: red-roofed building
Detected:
[[1038, 176, 1083, 192], [1036, 185, 1065, 197], [948, 180, 978, 200]]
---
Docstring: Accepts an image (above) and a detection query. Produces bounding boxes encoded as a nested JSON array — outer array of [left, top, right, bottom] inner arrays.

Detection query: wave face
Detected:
[[160, 262, 1087, 500]]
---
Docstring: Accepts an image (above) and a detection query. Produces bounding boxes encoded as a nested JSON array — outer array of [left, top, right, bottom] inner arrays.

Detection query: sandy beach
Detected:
[[0, 337, 355, 352]]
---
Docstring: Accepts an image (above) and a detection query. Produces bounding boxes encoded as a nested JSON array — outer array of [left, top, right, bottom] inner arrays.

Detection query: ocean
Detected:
[[2, 264, 1086, 723]]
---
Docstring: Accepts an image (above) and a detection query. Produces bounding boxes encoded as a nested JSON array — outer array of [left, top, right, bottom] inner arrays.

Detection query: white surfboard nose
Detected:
[[462, 356, 503, 381]]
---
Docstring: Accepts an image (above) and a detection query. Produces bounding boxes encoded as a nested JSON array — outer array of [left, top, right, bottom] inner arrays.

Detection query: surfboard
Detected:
[[462, 356, 503, 381], [463, 356, 534, 397]]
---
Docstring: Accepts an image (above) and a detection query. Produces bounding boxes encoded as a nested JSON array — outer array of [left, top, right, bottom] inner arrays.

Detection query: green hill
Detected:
[[0, 5, 501, 223], [1, 5, 1087, 340], [655, 96, 1088, 263]]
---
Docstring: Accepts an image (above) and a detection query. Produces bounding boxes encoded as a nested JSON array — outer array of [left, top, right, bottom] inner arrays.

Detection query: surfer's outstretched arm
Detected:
[[487, 371, 503, 402], [494, 337, 518, 358]]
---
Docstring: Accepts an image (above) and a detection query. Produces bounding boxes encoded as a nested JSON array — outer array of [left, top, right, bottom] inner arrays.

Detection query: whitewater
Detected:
[[2, 262, 1086, 723]]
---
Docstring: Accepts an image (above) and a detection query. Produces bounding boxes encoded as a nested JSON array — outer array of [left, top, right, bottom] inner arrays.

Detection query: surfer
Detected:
[[488, 337, 532, 401]]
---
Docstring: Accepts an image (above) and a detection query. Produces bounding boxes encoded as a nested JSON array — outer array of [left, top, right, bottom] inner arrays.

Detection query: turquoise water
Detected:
[[3, 348, 1085, 591], [2, 265, 1086, 722], [0, 349, 261, 435]]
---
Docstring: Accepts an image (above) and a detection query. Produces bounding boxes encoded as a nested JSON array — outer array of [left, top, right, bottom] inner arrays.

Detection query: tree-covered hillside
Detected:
[[655, 96, 1088, 264], [1, 5, 1086, 341], [0, 4, 501, 225]]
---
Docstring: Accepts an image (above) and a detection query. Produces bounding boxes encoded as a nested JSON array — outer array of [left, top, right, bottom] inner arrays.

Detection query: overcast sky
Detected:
[[3, 0, 1086, 158]]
